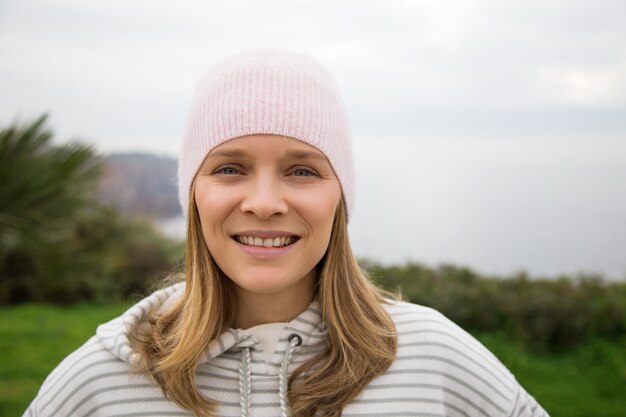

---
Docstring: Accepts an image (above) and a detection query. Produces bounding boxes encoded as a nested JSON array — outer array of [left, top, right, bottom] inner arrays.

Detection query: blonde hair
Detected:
[[135, 180, 397, 416]]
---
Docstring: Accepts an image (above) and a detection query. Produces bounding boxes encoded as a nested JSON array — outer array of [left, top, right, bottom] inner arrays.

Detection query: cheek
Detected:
[[194, 183, 238, 232], [306, 190, 341, 237]]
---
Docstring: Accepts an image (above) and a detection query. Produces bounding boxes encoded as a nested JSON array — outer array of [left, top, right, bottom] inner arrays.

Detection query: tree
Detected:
[[0, 115, 102, 302]]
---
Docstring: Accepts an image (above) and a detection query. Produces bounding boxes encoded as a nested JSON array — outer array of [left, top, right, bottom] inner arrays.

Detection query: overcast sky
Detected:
[[2, 0, 625, 279]]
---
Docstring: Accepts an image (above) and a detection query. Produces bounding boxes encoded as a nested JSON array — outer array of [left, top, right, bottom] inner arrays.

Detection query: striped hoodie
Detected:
[[23, 283, 549, 417]]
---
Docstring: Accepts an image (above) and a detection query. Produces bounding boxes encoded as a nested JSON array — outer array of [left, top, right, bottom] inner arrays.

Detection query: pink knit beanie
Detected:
[[178, 48, 354, 220]]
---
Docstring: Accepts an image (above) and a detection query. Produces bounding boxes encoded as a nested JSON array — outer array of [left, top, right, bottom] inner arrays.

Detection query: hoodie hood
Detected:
[[95, 283, 327, 416], [95, 283, 327, 377]]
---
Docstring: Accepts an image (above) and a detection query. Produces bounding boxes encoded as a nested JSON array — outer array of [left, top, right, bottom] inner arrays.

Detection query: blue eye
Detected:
[[293, 168, 317, 177], [216, 166, 240, 175]]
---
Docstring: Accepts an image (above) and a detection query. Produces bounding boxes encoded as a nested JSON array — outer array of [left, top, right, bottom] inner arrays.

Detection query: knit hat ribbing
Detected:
[[178, 48, 354, 220]]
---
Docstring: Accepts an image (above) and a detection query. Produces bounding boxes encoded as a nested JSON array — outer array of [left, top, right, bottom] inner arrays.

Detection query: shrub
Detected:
[[0, 116, 183, 304], [364, 260, 626, 352]]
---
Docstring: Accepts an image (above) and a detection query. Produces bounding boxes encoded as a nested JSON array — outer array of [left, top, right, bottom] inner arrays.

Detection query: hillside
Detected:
[[98, 153, 180, 218]]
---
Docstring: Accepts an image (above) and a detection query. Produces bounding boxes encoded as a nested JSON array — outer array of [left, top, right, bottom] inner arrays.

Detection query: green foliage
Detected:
[[2, 304, 625, 417], [0, 115, 101, 231], [2, 115, 624, 355], [0, 115, 102, 303], [476, 332, 626, 417], [69, 206, 183, 302], [0, 303, 127, 416], [365, 260, 626, 352], [0, 116, 183, 304]]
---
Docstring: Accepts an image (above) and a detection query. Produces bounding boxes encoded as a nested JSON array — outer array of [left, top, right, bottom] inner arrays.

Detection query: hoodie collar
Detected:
[[96, 283, 326, 376], [200, 298, 325, 375]]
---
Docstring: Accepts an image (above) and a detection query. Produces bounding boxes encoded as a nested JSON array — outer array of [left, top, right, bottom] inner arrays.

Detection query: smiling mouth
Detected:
[[234, 235, 299, 248]]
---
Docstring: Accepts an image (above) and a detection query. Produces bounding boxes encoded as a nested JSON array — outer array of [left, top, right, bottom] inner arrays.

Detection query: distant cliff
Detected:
[[98, 153, 180, 218]]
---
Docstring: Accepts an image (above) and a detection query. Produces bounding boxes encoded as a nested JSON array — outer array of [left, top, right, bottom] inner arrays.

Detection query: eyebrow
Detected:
[[284, 149, 327, 161], [208, 149, 247, 158], [208, 148, 327, 161]]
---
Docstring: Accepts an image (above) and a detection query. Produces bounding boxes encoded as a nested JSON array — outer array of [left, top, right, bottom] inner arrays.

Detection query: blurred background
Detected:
[[1, 1, 625, 416]]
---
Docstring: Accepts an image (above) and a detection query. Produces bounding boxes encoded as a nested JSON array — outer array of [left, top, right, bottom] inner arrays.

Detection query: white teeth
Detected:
[[236, 235, 296, 248]]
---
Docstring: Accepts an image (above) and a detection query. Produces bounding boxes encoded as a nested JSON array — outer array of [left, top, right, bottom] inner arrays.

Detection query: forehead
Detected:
[[208, 134, 328, 161]]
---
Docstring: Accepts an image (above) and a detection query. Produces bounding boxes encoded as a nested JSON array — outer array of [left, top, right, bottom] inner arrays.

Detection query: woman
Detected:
[[24, 48, 548, 417]]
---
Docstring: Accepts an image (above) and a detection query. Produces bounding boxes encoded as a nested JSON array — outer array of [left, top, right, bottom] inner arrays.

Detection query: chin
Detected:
[[230, 268, 312, 297], [236, 284, 296, 298]]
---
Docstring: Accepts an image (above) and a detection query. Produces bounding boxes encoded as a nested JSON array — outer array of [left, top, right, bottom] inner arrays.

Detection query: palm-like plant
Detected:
[[0, 115, 102, 303]]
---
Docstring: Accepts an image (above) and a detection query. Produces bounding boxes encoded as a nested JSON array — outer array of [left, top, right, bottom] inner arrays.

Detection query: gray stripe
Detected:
[[519, 401, 528, 416], [271, 343, 324, 354], [393, 354, 511, 400], [398, 328, 512, 382], [41, 358, 120, 412], [116, 341, 131, 359], [82, 397, 174, 417], [530, 399, 538, 414], [351, 397, 469, 417], [389, 310, 437, 318], [397, 318, 457, 329], [127, 309, 142, 323], [363, 382, 492, 417], [395, 345, 513, 394], [219, 349, 318, 365], [509, 385, 522, 415], [111, 412, 190, 417], [39, 340, 103, 399], [145, 295, 158, 311], [293, 314, 317, 327], [214, 354, 239, 363], [196, 370, 239, 381], [136, 302, 147, 318], [218, 400, 283, 408], [66, 384, 155, 416], [344, 413, 444, 417], [48, 371, 130, 415], [197, 385, 284, 395], [383, 368, 507, 413]]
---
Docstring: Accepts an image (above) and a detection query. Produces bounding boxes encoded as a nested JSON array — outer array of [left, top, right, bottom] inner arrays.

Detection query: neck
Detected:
[[234, 278, 315, 329]]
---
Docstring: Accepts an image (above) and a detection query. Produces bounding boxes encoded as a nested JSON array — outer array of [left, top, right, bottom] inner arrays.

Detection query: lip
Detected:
[[233, 238, 298, 259], [233, 230, 300, 239]]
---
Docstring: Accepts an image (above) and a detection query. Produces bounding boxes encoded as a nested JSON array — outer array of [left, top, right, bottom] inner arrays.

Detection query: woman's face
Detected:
[[194, 134, 341, 316]]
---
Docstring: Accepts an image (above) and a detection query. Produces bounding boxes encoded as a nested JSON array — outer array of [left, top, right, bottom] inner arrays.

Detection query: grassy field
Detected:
[[1, 304, 625, 417], [0, 303, 129, 416]]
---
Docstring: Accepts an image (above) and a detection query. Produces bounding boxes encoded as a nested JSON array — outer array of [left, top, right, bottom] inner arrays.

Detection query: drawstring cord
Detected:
[[239, 347, 251, 417], [238, 332, 302, 417], [279, 334, 303, 417]]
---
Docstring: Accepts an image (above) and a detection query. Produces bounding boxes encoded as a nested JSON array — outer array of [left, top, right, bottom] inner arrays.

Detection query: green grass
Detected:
[[475, 332, 626, 417], [1, 304, 625, 417], [0, 303, 128, 416]]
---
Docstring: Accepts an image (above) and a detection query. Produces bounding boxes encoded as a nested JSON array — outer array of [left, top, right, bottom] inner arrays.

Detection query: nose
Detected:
[[240, 175, 289, 219]]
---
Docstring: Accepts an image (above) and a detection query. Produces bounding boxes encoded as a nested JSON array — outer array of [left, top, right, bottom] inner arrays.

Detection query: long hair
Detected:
[[134, 179, 397, 417]]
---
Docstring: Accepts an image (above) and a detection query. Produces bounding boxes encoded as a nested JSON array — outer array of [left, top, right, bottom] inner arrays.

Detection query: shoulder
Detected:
[[384, 299, 502, 356], [374, 300, 549, 417], [24, 335, 135, 417], [383, 299, 516, 387], [22, 284, 187, 417]]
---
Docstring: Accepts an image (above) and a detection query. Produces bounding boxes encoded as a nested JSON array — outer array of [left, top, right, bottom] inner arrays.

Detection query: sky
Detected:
[[2, 0, 625, 279]]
